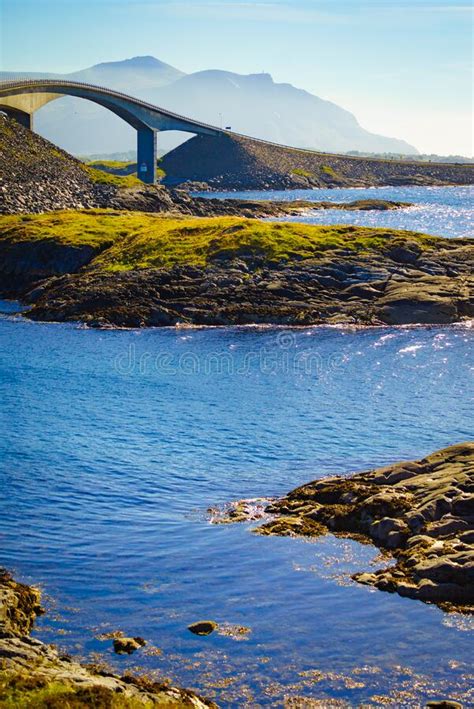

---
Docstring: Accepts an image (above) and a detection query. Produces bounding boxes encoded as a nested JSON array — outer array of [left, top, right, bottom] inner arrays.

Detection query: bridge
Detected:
[[0, 79, 225, 184]]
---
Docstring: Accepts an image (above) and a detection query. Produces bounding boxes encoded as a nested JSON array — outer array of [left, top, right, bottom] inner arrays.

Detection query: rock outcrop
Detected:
[[0, 569, 216, 707], [0, 116, 117, 214], [112, 637, 146, 655], [212, 443, 474, 611], [0, 570, 43, 637], [187, 621, 218, 636]]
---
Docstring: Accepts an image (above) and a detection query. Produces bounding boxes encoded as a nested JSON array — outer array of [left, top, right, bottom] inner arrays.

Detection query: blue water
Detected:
[[1, 311, 473, 706], [194, 185, 474, 238]]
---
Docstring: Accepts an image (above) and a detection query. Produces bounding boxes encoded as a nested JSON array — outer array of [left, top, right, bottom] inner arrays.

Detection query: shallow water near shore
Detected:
[[195, 185, 474, 238], [1, 302, 473, 705]]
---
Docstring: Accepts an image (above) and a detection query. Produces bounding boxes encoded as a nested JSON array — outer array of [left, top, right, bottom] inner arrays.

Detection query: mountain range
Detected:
[[0, 56, 418, 156]]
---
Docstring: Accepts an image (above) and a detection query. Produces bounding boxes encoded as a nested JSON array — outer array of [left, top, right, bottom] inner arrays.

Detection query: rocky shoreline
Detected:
[[211, 443, 474, 612], [12, 232, 474, 328], [0, 569, 216, 707], [110, 191, 411, 220], [0, 116, 411, 219]]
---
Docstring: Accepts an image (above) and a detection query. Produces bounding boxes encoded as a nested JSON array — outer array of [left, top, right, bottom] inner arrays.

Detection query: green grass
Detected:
[[87, 160, 137, 172], [0, 210, 444, 273], [83, 165, 143, 188], [0, 210, 141, 249], [84, 159, 166, 184]]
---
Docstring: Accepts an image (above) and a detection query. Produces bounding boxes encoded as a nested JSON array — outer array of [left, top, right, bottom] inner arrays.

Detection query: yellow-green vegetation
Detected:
[[85, 159, 165, 184], [83, 165, 143, 188], [0, 210, 135, 249], [291, 168, 313, 178], [0, 673, 154, 709], [320, 164, 340, 179], [0, 209, 443, 272], [87, 160, 137, 172]]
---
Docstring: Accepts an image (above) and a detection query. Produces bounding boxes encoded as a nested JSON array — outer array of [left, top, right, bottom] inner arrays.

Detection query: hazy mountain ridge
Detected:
[[146, 69, 417, 154], [67, 55, 185, 93], [0, 56, 418, 155]]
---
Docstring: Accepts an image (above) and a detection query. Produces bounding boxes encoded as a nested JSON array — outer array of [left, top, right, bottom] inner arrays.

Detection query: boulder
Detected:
[[112, 636, 146, 655], [188, 620, 218, 636]]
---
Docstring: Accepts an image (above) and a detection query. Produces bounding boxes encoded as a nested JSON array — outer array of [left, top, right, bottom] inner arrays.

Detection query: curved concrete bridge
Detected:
[[0, 79, 224, 183]]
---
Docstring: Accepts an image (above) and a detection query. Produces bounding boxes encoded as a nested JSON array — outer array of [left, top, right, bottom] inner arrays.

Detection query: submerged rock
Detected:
[[213, 443, 474, 612], [208, 498, 271, 524], [216, 623, 251, 641]]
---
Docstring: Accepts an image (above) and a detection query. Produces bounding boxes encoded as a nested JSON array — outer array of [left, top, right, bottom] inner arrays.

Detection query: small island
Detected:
[[1, 209, 472, 328]]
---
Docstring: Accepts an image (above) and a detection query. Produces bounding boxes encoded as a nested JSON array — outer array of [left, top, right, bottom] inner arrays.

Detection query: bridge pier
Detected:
[[137, 126, 157, 184], [0, 106, 33, 130]]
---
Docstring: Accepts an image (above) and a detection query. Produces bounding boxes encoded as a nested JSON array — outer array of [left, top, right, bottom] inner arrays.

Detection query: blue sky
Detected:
[[0, 0, 472, 154]]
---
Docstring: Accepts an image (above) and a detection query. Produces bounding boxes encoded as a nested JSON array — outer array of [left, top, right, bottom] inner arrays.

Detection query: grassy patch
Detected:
[[0, 210, 444, 272], [320, 165, 340, 179], [83, 165, 143, 188], [85, 160, 165, 184], [0, 672, 154, 708], [291, 168, 313, 178], [0, 210, 140, 249], [87, 160, 137, 173]]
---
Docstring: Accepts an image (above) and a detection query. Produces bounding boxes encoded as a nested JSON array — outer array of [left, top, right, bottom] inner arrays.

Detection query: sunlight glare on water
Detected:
[[194, 185, 474, 237]]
